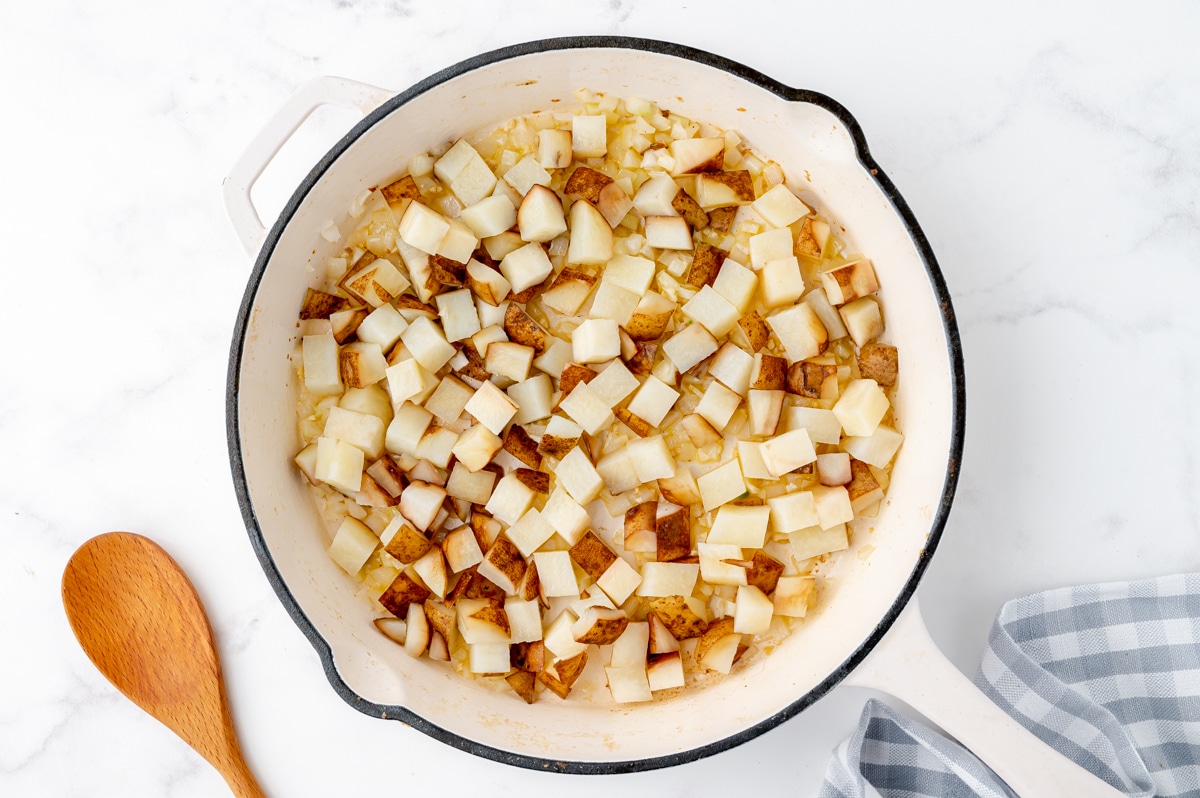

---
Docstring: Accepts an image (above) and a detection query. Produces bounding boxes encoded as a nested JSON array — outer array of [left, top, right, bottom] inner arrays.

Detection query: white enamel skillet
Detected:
[[224, 37, 1120, 796]]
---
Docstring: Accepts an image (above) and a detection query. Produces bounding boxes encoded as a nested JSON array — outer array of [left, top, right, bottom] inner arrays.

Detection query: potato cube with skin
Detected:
[[559, 382, 614, 436], [637, 563, 700, 597], [597, 181, 634, 228], [572, 114, 608, 158], [464, 380, 518, 435], [840, 296, 885, 347], [707, 504, 771, 548], [773, 576, 816, 617], [766, 303, 828, 363], [789, 524, 849, 561], [538, 128, 572, 169], [626, 376, 680, 428], [534, 552, 581, 599], [399, 316, 456, 373], [542, 269, 596, 316], [542, 488, 591, 545], [445, 461, 497, 503], [323, 406, 386, 460], [459, 194, 517, 239], [709, 342, 754, 396], [785, 406, 843, 445], [557, 447, 605, 505], [647, 653, 686, 691], [812, 485, 854, 529], [803, 287, 850, 341], [485, 472, 537, 525], [662, 324, 719, 373], [695, 381, 742, 431], [597, 557, 643, 605], [340, 342, 389, 389], [505, 509, 556, 558], [749, 227, 794, 270], [466, 259, 511, 306], [424, 376, 474, 425], [450, 423, 503, 472], [768, 491, 820, 533], [697, 459, 747, 513], [499, 242, 554, 294], [752, 183, 810, 228], [821, 259, 880, 306], [748, 389, 785, 437], [682, 286, 740, 337], [395, 479, 445, 533], [572, 319, 622, 365], [759, 256, 805, 309], [355, 304, 408, 351], [843, 424, 904, 469], [698, 543, 747, 586], [431, 288, 479, 343], [327, 517, 378, 575], [734, 585, 775, 634], [760, 428, 817, 477], [507, 374, 554, 425], [712, 258, 757, 313], [486, 341, 535, 383], [833, 379, 890, 437], [476, 536, 527, 596], [302, 335, 342, 396], [456, 598, 509, 644], [315, 436, 364, 494], [398, 200, 451, 254]]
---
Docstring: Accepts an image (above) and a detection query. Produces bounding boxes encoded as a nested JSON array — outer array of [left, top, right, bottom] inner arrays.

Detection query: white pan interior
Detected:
[[233, 45, 957, 765]]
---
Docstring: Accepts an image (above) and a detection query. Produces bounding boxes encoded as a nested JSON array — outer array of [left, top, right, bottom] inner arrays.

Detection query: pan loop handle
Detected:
[[222, 76, 393, 257], [843, 599, 1127, 797]]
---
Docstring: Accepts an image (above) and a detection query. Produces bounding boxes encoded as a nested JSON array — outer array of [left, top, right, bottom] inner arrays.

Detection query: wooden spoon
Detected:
[[62, 532, 266, 798]]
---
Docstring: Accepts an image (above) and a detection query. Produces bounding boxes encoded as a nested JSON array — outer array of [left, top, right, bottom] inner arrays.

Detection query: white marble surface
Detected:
[[4, 2, 1200, 795]]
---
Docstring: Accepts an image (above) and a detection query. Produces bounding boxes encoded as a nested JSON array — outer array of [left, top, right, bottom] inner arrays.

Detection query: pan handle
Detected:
[[842, 599, 1126, 797], [222, 76, 393, 256]]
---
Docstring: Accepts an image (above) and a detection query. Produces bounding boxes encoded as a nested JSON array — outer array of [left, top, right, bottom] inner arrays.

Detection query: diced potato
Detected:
[[662, 323, 719, 373], [486, 341, 535, 384], [712, 257, 757, 313], [400, 316, 456, 373], [682, 286, 739, 337], [445, 461, 497, 503], [399, 480, 447, 533], [840, 296, 884, 347], [323, 406, 385, 460], [573, 318, 622, 364], [567, 200, 613, 265], [748, 227, 793, 270], [773, 576, 816, 617], [812, 485, 854, 530], [499, 241, 554, 293], [698, 543, 747, 586], [588, 360, 640, 408], [737, 440, 773, 481], [485, 472, 537, 525], [707, 505, 770, 548], [647, 652, 686, 691], [588, 281, 641, 326], [752, 183, 809, 228], [450, 423, 502, 472], [821, 259, 879, 305], [503, 154, 553, 197], [537, 128, 572, 169], [768, 491, 819, 534], [556, 447, 604, 505], [789, 524, 849, 561], [572, 114, 608, 158], [327, 517, 378, 575], [785, 406, 843, 445], [626, 375, 681, 428], [759, 256, 805, 309], [302, 334, 343, 396], [541, 488, 590, 544], [315, 436, 364, 494], [817, 452, 853, 486], [842, 424, 904, 468], [697, 459, 747, 513], [506, 598, 544, 644], [464, 380, 519, 435], [695, 381, 742, 431], [760, 428, 817, 477], [385, 402, 433, 457], [733, 585, 774, 634], [356, 304, 409, 351], [766, 303, 828, 363], [535, 553, 582, 600], [507, 374, 554, 425], [559, 381, 614, 435], [596, 556, 643, 605], [645, 216, 693, 250], [460, 195, 517, 239], [832, 379, 889, 437], [434, 288, 481, 343], [637, 563, 700, 598], [747, 389, 785, 437], [398, 200, 450, 254]]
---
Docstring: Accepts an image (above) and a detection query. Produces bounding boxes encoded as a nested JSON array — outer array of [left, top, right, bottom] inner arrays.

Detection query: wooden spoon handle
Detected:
[[222, 748, 267, 798]]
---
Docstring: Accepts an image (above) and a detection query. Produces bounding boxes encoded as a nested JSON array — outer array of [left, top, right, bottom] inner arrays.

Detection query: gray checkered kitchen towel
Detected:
[[820, 574, 1200, 797]]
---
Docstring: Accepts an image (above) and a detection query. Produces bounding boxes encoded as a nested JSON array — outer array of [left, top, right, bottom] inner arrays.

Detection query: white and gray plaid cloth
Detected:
[[820, 574, 1200, 797]]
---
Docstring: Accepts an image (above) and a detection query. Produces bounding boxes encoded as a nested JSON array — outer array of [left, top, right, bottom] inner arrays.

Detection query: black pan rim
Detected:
[[226, 34, 966, 775]]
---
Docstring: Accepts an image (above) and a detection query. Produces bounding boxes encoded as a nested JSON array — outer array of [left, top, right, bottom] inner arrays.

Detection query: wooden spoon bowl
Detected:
[[62, 532, 265, 797]]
